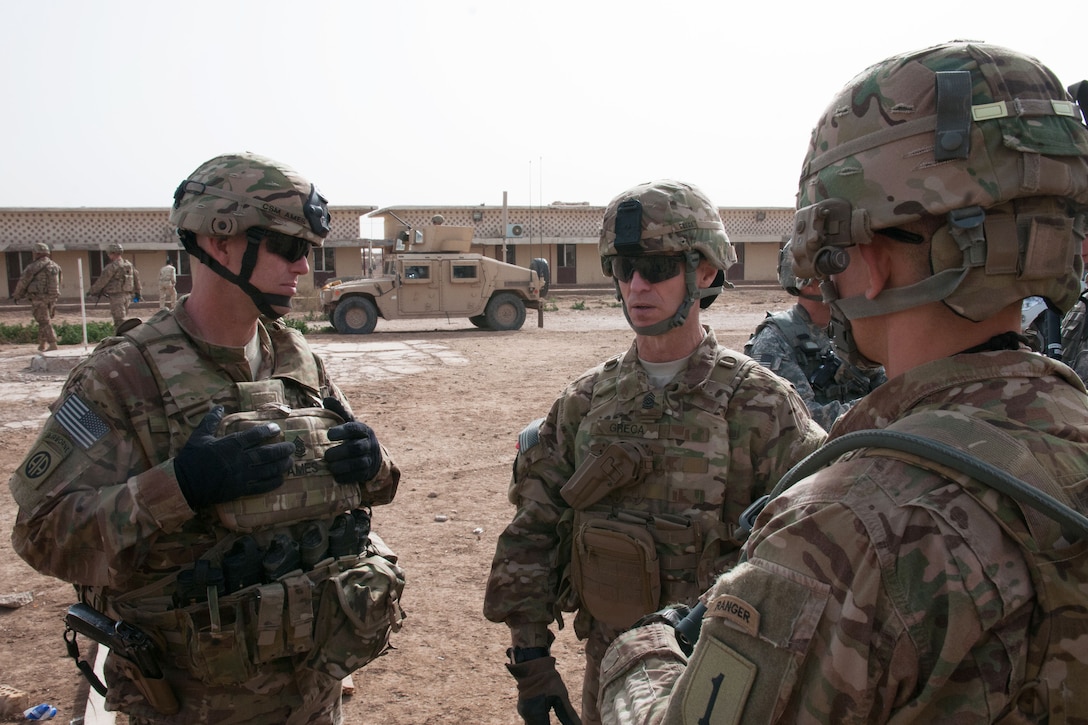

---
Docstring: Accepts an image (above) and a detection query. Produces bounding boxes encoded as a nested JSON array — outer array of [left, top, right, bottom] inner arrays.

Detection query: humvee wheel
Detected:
[[469, 314, 490, 329], [333, 297, 379, 334], [484, 292, 526, 331]]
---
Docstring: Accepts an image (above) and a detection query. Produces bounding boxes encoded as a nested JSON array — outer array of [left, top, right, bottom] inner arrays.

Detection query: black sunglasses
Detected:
[[611, 255, 685, 284], [247, 228, 311, 263]]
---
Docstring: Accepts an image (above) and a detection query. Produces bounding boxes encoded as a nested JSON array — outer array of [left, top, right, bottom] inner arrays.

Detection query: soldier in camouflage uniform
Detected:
[[599, 41, 1088, 723], [159, 258, 178, 310], [10, 152, 404, 725], [483, 180, 824, 725], [12, 241, 62, 351], [745, 248, 885, 430], [88, 242, 142, 329]]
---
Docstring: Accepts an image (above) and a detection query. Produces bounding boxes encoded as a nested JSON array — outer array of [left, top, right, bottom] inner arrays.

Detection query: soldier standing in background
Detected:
[[88, 242, 142, 328], [599, 41, 1088, 723], [745, 247, 885, 430], [158, 257, 178, 310], [483, 179, 824, 724], [10, 152, 405, 724], [12, 241, 62, 351]]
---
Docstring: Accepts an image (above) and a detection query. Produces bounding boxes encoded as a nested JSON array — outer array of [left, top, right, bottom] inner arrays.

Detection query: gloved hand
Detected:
[[506, 650, 582, 725], [174, 406, 295, 509], [632, 602, 691, 629], [322, 397, 383, 484]]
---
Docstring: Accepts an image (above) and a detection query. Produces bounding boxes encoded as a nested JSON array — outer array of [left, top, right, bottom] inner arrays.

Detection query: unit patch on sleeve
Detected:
[[55, 394, 110, 449]]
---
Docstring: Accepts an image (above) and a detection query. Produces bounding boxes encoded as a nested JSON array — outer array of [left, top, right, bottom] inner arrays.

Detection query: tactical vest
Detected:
[[1061, 295, 1088, 382], [746, 309, 875, 404], [95, 313, 404, 687], [565, 349, 756, 631]]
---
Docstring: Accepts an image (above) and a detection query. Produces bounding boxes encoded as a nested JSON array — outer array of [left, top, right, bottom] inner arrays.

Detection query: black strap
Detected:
[[935, 70, 973, 161], [65, 627, 108, 697]]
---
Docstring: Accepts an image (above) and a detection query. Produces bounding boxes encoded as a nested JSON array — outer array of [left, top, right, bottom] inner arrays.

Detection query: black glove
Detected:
[[322, 397, 383, 484], [175, 406, 295, 509], [506, 651, 582, 725]]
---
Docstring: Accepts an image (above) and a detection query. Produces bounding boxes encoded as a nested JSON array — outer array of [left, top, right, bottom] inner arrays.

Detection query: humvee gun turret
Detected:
[[321, 221, 545, 334]]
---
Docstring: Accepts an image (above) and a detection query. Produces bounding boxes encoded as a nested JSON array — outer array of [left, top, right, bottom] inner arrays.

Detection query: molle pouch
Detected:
[[214, 404, 363, 532], [176, 594, 255, 686], [307, 548, 406, 679], [572, 517, 661, 630], [247, 572, 316, 665]]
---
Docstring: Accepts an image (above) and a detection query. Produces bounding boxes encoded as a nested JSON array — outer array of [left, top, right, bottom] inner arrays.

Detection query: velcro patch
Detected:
[[55, 395, 110, 449], [706, 594, 760, 637], [679, 637, 756, 725]]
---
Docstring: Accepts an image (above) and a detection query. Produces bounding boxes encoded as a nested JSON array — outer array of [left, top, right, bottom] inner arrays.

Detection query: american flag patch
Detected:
[[56, 395, 110, 449]]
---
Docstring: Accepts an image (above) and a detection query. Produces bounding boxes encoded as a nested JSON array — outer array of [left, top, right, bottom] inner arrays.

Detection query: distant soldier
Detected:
[[745, 247, 886, 430], [88, 243, 142, 328], [12, 241, 62, 351], [158, 258, 177, 310]]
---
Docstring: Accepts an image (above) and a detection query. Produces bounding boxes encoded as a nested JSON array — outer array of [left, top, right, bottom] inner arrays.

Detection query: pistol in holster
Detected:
[[64, 602, 180, 715], [560, 440, 649, 509]]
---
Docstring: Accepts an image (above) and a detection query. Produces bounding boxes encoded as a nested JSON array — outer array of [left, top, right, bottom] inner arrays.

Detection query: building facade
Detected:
[[0, 203, 790, 312]]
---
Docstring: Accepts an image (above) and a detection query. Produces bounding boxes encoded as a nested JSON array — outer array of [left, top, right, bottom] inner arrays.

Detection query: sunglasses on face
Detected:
[[247, 228, 311, 263], [611, 255, 685, 284]]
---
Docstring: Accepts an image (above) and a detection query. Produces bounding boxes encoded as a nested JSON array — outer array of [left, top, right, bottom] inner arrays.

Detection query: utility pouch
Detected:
[[307, 534, 406, 679], [571, 517, 661, 630], [214, 405, 362, 532], [247, 572, 315, 665], [175, 593, 255, 686], [560, 440, 648, 509]]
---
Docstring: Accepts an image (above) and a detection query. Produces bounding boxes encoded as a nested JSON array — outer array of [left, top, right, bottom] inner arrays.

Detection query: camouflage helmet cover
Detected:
[[33, 242, 50, 254], [599, 179, 737, 275], [169, 152, 331, 247], [108, 243, 124, 254], [793, 41, 1088, 319]]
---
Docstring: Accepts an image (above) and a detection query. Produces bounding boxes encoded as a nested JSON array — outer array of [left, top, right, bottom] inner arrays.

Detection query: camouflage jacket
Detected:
[[13, 256, 61, 302], [9, 300, 400, 604], [1061, 294, 1088, 384], [599, 350, 1088, 723], [744, 304, 886, 430], [89, 257, 141, 298], [483, 328, 824, 649]]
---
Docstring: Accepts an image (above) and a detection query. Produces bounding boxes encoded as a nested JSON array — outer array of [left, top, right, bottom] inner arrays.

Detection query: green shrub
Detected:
[[283, 317, 309, 334], [571, 300, 587, 311], [0, 321, 117, 346]]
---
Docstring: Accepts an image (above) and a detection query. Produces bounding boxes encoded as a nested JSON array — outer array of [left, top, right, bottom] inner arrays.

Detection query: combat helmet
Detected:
[[108, 243, 124, 255], [170, 152, 331, 318], [600, 179, 737, 335], [790, 41, 1088, 345], [33, 242, 50, 254]]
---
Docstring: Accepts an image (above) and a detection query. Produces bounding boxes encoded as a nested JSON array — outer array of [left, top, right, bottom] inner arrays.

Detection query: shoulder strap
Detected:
[[739, 411, 1088, 541]]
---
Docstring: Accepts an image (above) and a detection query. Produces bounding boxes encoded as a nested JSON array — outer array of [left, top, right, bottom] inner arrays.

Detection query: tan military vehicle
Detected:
[[321, 221, 545, 334]]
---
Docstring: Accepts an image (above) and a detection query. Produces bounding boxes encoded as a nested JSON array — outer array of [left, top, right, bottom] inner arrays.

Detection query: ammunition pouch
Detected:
[[570, 516, 660, 630], [214, 405, 362, 532], [113, 532, 404, 686]]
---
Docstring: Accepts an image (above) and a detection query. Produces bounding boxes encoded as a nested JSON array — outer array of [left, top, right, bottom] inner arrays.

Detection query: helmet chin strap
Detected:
[[821, 279, 885, 370], [617, 251, 720, 336], [178, 231, 291, 320]]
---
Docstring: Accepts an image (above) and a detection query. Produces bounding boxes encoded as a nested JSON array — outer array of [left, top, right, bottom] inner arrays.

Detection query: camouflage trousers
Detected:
[[106, 652, 344, 725], [159, 283, 177, 310], [108, 295, 130, 328], [30, 299, 56, 350], [581, 618, 623, 725]]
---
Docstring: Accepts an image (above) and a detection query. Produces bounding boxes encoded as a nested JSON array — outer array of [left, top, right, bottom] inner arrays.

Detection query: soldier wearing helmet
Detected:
[[744, 247, 886, 430], [484, 180, 823, 724], [11, 152, 404, 724], [600, 42, 1088, 723], [12, 241, 62, 351], [87, 242, 142, 329]]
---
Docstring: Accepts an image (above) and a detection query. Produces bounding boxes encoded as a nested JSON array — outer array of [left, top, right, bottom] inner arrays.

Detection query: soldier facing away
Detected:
[[599, 41, 1088, 723], [12, 241, 62, 351], [88, 242, 142, 329], [159, 258, 178, 310], [483, 179, 824, 725], [745, 247, 886, 430], [9, 152, 405, 724]]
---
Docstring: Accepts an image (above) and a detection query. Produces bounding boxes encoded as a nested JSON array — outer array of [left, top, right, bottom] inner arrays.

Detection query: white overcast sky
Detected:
[[2, 0, 1085, 213]]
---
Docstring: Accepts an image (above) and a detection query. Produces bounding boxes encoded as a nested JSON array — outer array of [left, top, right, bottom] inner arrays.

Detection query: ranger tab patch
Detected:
[[55, 394, 110, 449], [706, 593, 761, 637]]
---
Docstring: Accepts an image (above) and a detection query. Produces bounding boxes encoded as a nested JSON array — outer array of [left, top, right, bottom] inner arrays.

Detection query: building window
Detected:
[[314, 248, 335, 274]]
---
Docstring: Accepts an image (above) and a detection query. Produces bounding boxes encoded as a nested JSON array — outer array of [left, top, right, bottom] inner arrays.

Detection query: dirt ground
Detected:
[[0, 286, 791, 724]]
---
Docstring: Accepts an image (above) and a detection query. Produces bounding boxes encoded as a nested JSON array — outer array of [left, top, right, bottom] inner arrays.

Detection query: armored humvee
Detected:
[[320, 221, 545, 334]]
